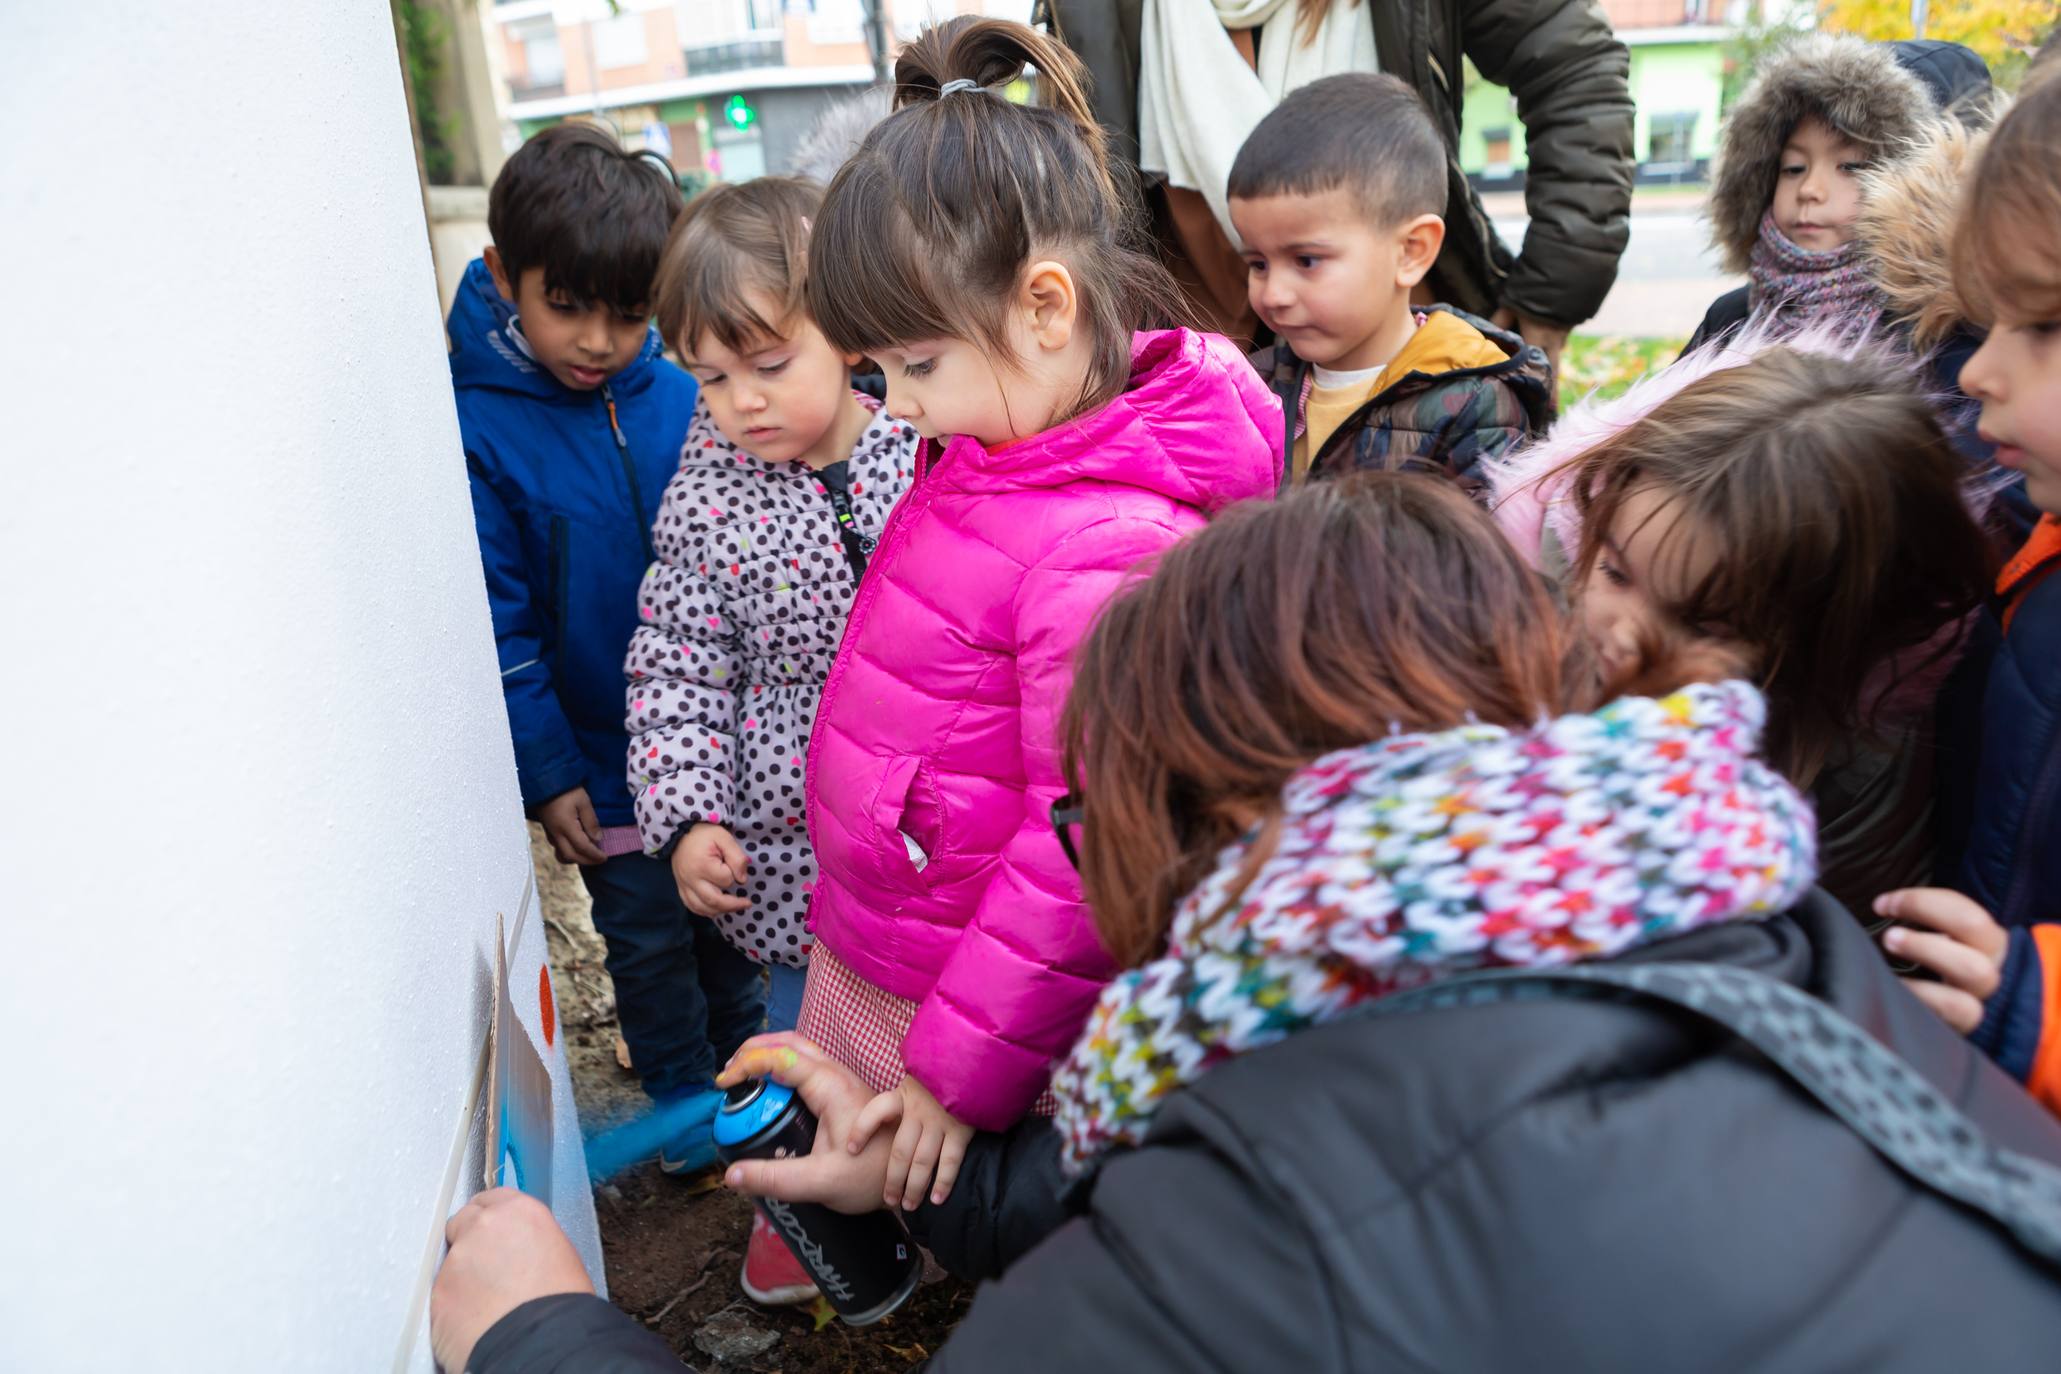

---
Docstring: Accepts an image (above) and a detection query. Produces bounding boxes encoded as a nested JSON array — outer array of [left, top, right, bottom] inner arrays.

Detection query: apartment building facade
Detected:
[[493, 0, 1020, 183]]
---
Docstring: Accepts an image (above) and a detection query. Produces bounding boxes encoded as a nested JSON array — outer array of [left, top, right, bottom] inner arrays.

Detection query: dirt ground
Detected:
[[531, 826, 970, 1371]]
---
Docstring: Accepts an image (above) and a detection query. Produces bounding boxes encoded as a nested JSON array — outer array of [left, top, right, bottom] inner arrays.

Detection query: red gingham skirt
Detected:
[[796, 941, 1057, 1116]]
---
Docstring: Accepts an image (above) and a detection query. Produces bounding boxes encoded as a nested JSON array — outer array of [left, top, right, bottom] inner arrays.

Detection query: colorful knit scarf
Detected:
[[1747, 209, 1882, 337], [1049, 681, 1819, 1173]]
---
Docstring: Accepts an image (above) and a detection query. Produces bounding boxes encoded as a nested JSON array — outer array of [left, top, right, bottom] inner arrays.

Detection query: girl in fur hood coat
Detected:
[[1686, 35, 1987, 352]]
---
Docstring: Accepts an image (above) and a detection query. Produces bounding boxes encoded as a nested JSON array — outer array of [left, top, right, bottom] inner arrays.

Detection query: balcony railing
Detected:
[[507, 74, 567, 99], [683, 29, 784, 77]]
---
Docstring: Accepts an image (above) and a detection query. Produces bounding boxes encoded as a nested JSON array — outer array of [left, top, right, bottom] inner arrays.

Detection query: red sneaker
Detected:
[[740, 1210, 820, 1307]]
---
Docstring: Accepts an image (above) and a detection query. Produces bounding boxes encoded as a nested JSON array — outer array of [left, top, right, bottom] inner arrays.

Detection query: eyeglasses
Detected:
[[1050, 793, 1085, 871]]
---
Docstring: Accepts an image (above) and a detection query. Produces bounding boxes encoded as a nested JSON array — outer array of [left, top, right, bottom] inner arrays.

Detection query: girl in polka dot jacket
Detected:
[[626, 177, 917, 1035]]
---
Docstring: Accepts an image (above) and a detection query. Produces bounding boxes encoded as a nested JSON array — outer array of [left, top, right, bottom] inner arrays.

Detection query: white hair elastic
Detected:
[[939, 78, 983, 96]]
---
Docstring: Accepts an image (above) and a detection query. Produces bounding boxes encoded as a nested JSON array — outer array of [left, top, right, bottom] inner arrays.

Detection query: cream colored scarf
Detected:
[[1138, 0, 1379, 243]]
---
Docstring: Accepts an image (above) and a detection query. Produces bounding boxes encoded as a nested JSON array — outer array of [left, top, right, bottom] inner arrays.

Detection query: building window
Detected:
[[1648, 112, 1697, 167], [511, 16, 564, 92], [806, 0, 866, 43], [678, 0, 784, 73], [1482, 126, 1513, 171], [592, 11, 649, 69]]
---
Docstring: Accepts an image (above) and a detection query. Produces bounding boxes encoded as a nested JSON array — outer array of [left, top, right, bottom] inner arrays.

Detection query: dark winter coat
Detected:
[[449, 256, 700, 825], [1936, 521, 2061, 928], [1969, 919, 2061, 1115], [1250, 306, 1552, 494], [468, 892, 2061, 1373], [1035, 0, 1635, 328]]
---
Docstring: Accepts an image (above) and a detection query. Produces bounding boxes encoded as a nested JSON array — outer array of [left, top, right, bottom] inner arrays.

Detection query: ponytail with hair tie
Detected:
[[807, 14, 1192, 424]]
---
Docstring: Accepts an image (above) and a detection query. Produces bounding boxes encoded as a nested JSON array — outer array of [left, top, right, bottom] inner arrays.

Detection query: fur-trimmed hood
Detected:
[[1857, 115, 1990, 350], [1709, 34, 1943, 274]]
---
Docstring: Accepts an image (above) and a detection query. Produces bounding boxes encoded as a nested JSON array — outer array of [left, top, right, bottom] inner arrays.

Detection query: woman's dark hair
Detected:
[[806, 16, 1190, 426], [1060, 474, 1587, 966], [487, 121, 682, 316], [652, 176, 822, 357], [1560, 346, 1992, 787]]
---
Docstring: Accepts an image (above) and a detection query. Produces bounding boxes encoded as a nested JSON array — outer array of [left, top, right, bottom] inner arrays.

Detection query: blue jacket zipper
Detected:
[[602, 382, 655, 564]]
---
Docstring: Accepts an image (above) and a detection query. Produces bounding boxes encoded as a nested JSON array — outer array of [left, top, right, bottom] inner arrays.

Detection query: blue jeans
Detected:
[[766, 962, 808, 1034], [580, 850, 766, 1102]]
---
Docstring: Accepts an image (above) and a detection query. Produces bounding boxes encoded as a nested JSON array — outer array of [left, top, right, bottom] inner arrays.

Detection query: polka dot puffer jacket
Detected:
[[625, 394, 916, 967]]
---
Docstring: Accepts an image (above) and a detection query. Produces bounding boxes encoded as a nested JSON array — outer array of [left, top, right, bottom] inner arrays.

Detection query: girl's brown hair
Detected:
[[1060, 474, 1582, 966], [1952, 68, 2061, 328], [1561, 346, 1992, 787], [806, 16, 1189, 426], [652, 175, 822, 358]]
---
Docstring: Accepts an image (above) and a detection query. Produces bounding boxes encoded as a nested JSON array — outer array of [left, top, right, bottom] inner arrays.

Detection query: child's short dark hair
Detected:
[[1227, 73, 1447, 227], [487, 121, 682, 315], [654, 176, 822, 357]]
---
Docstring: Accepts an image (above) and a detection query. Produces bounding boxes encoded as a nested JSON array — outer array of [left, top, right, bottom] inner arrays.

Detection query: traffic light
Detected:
[[724, 94, 757, 132]]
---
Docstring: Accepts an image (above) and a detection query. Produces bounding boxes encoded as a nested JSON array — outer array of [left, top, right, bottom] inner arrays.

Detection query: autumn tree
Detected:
[[1819, 0, 2060, 87]]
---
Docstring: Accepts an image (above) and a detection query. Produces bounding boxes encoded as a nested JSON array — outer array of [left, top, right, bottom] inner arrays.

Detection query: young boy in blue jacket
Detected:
[[449, 123, 763, 1169]]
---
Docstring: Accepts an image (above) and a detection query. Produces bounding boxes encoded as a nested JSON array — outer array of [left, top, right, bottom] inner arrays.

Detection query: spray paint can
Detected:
[[713, 1077, 923, 1325]]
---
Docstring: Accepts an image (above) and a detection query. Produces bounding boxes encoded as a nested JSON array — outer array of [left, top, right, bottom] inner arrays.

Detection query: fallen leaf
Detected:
[[810, 1296, 837, 1332]]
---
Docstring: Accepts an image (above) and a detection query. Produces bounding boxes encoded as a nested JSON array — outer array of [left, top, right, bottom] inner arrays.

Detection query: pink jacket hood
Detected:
[[925, 326, 1282, 501], [805, 328, 1280, 1130]]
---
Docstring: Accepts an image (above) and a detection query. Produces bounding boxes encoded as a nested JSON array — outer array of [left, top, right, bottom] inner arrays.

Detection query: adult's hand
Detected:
[[431, 1188, 594, 1373], [715, 1034, 897, 1215], [1491, 307, 1572, 382]]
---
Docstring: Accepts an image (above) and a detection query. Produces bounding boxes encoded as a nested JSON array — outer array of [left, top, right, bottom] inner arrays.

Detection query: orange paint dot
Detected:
[[538, 963, 556, 1048]]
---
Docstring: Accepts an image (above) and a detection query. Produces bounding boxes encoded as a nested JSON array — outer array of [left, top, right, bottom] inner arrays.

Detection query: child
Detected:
[[1927, 57, 2061, 928], [1688, 35, 1975, 350], [1229, 73, 1552, 491], [1047, 474, 1814, 1168], [796, 15, 1279, 1211], [1490, 333, 1993, 922], [449, 123, 763, 1170], [627, 176, 919, 1303]]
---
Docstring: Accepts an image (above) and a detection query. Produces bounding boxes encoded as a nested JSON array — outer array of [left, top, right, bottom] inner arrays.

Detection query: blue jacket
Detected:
[[1935, 519, 2061, 927], [448, 257, 698, 826], [1968, 922, 2061, 1117]]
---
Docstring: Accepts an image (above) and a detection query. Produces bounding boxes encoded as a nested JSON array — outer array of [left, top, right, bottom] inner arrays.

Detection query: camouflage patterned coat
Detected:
[[1249, 306, 1552, 499]]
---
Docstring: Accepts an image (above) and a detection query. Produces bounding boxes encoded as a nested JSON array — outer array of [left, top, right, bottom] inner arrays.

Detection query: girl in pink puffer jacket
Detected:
[[788, 16, 1279, 1211]]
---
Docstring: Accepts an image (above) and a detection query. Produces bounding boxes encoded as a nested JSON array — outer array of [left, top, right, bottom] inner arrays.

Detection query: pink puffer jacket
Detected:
[[805, 329, 1280, 1129]]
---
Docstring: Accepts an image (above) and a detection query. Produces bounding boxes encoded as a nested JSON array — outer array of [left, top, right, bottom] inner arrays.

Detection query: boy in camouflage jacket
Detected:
[[1230, 74, 1553, 495]]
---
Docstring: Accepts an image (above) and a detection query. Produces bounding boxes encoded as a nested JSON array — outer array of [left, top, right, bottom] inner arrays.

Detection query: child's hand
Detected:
[[716, 1034, 895, 1215], [536, 787, 607, 866], [1875, 887, 2011, 1034], [671, 822, 750, 916], [850, 1073, 975, 1211]]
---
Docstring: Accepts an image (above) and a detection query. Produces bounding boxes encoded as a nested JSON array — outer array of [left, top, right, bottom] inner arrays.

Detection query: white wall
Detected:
[[0, 3, 598, 1368]]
